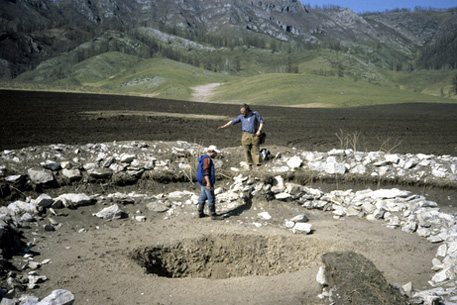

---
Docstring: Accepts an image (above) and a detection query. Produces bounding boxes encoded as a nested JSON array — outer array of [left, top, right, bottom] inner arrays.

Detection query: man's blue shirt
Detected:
[[232, 111, 265, 134]]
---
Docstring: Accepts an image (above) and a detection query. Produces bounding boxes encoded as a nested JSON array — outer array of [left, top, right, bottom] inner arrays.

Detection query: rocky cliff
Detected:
[[0, 0, 456, 80]]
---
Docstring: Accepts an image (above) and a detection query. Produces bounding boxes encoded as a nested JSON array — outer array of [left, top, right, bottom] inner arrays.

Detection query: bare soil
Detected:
[[1, 89, 457, 305], [1, 89, 457, 155]]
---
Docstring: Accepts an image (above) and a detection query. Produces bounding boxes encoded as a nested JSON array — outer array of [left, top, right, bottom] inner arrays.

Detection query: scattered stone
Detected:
[[135, 215, 147, 222], [7, 201, 38, 216], [32, 194, 54, 207], [292, 223, 312, 234], [19, 295, 41, 305], [28, 274, 48, 289], [6, 174, 24, 183], [290, 214, 309, 223], [44, 224, 55, 232], [93, 204, 125, 220], [36, 289, 75, 305], [41, 160, 61, 171], [316, 266, 327, 286], [146, 201, 169, 213], [27, 168, 54, 185], [258, 212, 272, 220], [88, 168, 113, 179], [55, 193, 92, 208], [286, 156, 302, 169], [62, 169, 82, 181]]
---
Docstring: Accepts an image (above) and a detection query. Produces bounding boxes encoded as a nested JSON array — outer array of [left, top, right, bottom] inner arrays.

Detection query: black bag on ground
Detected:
[[260, 148, 273, 161], [259, 132, 266, 144]]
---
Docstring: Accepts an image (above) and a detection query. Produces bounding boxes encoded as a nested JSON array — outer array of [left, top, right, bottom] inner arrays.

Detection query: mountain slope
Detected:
[[2, 0, 456, 79], [1, 0, 457, 106]]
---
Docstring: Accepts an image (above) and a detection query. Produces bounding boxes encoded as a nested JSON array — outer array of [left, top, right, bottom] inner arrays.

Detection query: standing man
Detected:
[[197, 145, 220, 219], [218, 104, 265, 168]]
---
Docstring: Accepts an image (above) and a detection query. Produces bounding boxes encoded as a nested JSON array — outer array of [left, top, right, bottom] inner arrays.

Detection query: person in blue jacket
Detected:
[[197, 145, 221, 219]]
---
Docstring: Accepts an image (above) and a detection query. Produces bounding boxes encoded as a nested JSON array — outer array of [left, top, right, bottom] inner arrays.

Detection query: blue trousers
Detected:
[[199, 185, 215, 207]]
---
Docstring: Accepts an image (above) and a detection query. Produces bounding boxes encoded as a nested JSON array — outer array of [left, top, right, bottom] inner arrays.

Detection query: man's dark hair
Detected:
[[241, 103, 250, 111]]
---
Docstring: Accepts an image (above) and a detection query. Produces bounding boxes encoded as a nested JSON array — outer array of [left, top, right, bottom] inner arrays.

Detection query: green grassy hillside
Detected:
[[210, 72, 455, 107], [6, 49, 457, 107], [11, 52, 234, 101]]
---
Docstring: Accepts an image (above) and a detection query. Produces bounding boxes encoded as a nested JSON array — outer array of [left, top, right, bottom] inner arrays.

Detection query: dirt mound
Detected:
[[322, 251, 408, 305]]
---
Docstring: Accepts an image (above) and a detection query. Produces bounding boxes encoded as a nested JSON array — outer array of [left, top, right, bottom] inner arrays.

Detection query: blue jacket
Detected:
[[231, 111, 265, 134], [197, 154, 216, 186]]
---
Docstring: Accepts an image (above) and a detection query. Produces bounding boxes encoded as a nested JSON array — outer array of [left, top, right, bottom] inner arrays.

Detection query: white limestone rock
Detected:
[[324, 157, 347, 175], [36, 289, 75, 305], [7, 201, 37, 216], [436, 244, 447, 258], [6, 174, 24, 183], [18, 295, 41, 305], [88, 168, 113, 179], [372, 188, 410, 199], [431, 267, 455, 284], [271, 175, 285, 193], [32, 194, 54, 207], [62, 168, 82, 181], [269, 165, 290, 172], [432, 167, 447, 178], [275, 192, 292, 201], [28, 274, 48, 289], [56, 193, 93, 208], [21, 213, 35, 222], [350, 163, 367, 175], [316, 266, 327, 286], [135, 215, 147, 222], [120, 154, 136, 163], [285, 183, 303, 196], [404, 158, 419, 169], [27, 168, 54, 184], [258, 212, 272, 220], [401, 222, 418, 233], [402, 282, 413, 297], [286, 156, 302, 169], [109, 163, 127, 173], [41, 160, 61, 171], [83, 162, 98, 171], [93, 204, 124, 220], [290, 214, 309, 223], [292, 223, 312, 234], [385, 154, 400, 164], [146, 200, 169, 213], [214, 187, 226, 195]]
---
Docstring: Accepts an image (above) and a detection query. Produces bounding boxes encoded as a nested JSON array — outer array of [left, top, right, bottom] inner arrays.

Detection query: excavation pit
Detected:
[[131, 234, 327, 279]]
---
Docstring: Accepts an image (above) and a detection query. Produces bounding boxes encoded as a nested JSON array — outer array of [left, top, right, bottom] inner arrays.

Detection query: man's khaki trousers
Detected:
[[242, 132, 261, 166]]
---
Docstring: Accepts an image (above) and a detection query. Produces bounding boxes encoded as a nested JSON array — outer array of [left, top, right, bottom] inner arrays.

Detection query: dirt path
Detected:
[[191, 83, 222, 103]]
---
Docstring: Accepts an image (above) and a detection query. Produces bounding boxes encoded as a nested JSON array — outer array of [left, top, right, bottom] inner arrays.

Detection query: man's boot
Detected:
[[209, 205, 220, 220], [198, 203, 206, 218]]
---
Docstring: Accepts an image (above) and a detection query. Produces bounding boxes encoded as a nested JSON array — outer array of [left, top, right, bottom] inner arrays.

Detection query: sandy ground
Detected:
[[16, 182, 437, 305]]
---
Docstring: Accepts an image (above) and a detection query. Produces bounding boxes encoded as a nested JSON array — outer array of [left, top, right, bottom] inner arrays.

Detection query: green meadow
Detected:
[[5, 50, 457, 108]]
